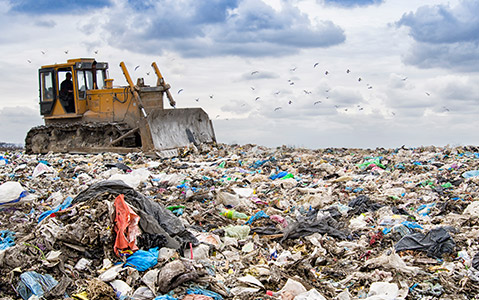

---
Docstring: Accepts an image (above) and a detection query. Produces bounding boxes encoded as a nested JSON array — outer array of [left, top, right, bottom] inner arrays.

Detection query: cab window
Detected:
[[40, 71, 54, 101]]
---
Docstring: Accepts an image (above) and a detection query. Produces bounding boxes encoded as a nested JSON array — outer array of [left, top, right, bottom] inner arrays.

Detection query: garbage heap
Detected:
[[1, 144, 479, 300]]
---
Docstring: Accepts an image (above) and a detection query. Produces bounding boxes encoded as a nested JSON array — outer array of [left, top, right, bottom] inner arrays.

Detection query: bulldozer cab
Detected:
[[39, 59, 108, 116]]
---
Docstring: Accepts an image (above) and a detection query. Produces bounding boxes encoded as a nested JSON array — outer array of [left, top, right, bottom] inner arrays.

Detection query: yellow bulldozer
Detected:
[[25, 58, 216, 155]]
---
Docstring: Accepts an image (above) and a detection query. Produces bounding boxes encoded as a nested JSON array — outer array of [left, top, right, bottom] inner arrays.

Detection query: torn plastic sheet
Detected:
[[38, 196, 73, 222], [281, 210, 349, 242], [394, 227, 455, 258]]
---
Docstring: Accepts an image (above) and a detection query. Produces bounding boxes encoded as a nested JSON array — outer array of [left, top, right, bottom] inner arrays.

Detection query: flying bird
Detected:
[[401, 77, 408, 81], [195, 98, 199, 102], [425, 92, 430, 96], [251, 87, 255, 90], [216, 115, 220, 118], [94, 50, 99, 54], [288, 100, 293, 104], [442, 106, 450, 112], [274, 91, 281, 95], [334, 105, 340, 108], [325, 71, 329, 75], [255, 97, 260, 101], [303, 90, 312, 94], [274, 107, 282, 111], [368, 86, 373, 89], [177, 89, 183, 94], [358, 77, 362, 82], [146, 72, 150, 75], [27, 59, 31, 63], [290, 67, 297, 72], [64, 50, 69, 54], [289, 82, 295, 85], [134, 65, 140, 71], [41, 50, 46, 55], [313, 62, 319, 68], [359, 107, 364, 111], [314, 101, 322, 105], [209, 95, 214, 99], [346, 69, 350, 73], [251, 71, 259, 75]]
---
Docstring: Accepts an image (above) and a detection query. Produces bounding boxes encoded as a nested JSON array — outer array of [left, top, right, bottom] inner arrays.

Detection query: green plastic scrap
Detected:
[[356, 157, 386, 169]]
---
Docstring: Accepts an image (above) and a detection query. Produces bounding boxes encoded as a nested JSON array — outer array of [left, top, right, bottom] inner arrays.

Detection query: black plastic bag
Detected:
[[394, 227, 455, 258]]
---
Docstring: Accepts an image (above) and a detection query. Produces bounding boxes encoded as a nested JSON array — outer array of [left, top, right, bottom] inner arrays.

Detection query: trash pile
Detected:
[[1, 144, 479, 299]]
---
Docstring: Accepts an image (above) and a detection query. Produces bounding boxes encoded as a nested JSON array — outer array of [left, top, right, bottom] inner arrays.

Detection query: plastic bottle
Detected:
[[220, 209, 248, 220]]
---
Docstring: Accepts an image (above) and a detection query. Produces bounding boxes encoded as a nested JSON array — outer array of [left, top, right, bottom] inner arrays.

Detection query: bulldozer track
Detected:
[[25, 122, 141, 154]]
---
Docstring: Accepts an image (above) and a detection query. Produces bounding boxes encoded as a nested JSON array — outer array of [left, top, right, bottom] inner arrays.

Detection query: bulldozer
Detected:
[[25, 58, 216, 155]]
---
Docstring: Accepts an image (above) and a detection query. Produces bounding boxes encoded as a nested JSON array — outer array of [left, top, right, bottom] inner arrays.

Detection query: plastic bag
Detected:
[[16, 271, 58, 300], [0, 181, 28, 205], [114, 194, 140, 256], [124, 247, 159, 271]]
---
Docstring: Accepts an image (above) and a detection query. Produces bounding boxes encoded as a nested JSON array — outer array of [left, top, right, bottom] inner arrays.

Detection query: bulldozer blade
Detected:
[[147, 108, 216, 150]]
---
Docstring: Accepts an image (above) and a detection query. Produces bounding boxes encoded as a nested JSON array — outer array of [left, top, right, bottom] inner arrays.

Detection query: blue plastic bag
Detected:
[[0, 230, 15, 250], [16, 271, 58, 300], [153, 295, 178, 300], [124, 247, 159, 271], [186, 287, 223, 300], [246, 210, 269, 225]]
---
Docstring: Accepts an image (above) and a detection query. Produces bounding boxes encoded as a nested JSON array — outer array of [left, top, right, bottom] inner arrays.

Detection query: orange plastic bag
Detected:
[[114, 194, 140, 256]]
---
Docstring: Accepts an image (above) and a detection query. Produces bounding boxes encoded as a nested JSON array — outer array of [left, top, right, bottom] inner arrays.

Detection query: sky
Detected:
[[0, 0, 478, 149]]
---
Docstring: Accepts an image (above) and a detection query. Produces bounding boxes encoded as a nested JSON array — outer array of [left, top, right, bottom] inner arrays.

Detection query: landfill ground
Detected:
[[1, 143, 479, 300]]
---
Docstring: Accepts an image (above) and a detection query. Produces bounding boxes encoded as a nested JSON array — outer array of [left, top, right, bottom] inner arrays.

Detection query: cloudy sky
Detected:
[[0, 0, 478, 149]]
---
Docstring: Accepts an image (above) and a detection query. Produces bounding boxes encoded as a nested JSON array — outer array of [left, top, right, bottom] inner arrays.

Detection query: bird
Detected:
[[359, 107, 364, 111], [288, 100, 293, 104], [134, 65, 140, 71], [255, 97, 260, 101], [368, 86, 373, 89], [27, 59, 31, 63], [325, 71, 329, 75], [274, 107, 282, 111], [251, 71, 259, 75], [401, 77, 408, 81], [425, 92, 430, 96], [358, 77, 362, 82], [195, 98, 199, 102], [325, 89, 330, 93], [303, 90, 312, 94], [251, 87, 255, 90], [209, 95, 214, 99], [289, 82, 295, 85], [391, 112, 396, 116], [314, 101, 322, 105], [41, 50, 46, 55], [314, 62, 319, 68], [346, 69, 350, 73], [334, 105, 340, 108], [442, 106, 450, 112], [64, 50, 69, 54], [177, 89, 183, 94], [344, 108, 348, 112], [274, 91, 280, 95], [146, 72, 150, 76], [290, 67, 297, 72]]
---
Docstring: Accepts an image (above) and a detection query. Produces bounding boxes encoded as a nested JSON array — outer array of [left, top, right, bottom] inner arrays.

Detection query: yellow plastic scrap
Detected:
[[72, 291, 89, 300]]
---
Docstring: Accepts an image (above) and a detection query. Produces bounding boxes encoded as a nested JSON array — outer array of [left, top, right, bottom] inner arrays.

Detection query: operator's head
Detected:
[[66, 72, 72, 79]]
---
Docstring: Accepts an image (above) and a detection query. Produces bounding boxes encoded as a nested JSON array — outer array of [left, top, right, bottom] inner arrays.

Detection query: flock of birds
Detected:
[[167, 61, 447, 119]]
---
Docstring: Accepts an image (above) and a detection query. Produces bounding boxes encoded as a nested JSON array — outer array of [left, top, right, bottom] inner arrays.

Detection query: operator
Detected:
[[60, 72, 74, 112]]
